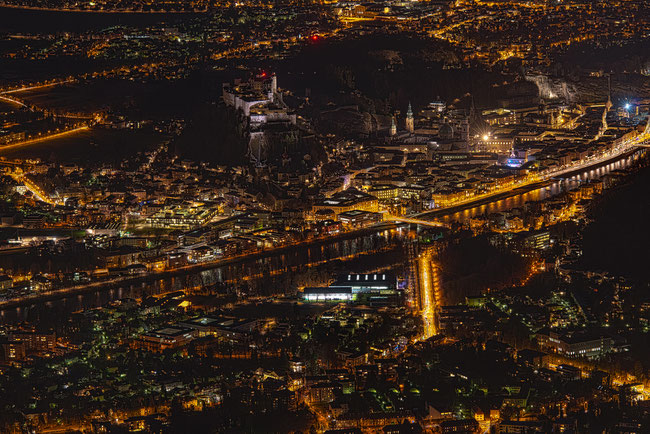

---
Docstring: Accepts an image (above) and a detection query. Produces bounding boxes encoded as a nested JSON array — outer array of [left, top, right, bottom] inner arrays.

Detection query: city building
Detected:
[[536, 329, 614, 359], [302, 273, 401, 306], [133, 326, 196, 353], [312, 188, 379, 217]]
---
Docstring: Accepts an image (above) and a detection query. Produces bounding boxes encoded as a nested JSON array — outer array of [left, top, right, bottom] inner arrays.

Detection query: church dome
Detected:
[[439, 123, 454, 140]]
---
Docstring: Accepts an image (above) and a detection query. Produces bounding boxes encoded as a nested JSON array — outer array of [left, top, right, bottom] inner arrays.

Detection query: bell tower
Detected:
[[406, 102, 414, 133]]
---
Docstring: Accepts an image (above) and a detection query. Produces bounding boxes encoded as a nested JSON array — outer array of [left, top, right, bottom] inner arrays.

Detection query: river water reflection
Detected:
[[1, 228, 407, 324], [440, 151, 645, 223], [1, 150, 646, 324]]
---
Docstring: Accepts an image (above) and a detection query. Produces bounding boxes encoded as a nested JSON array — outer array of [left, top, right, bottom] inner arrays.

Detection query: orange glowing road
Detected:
[[19, 176, 58, 204], [0, 125, 89, 154], [0, 79, 75, 95], [418, 250, 441, 339], [0, 94, 28, 107]]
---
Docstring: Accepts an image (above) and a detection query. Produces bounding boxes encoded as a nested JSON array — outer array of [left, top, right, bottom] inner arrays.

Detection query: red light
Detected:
[[311, 35, 320, 41]]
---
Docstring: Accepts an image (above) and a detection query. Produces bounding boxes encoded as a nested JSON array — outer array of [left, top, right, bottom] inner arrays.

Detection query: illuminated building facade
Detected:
[[134, 326, 196, 353], [312, 188, 379, 217], [302, 273, 401, 306], [337, 210, 383, 228], [536, 329, 614, 359], [406, 102, 415, 133], [145, 204, 221, 230]]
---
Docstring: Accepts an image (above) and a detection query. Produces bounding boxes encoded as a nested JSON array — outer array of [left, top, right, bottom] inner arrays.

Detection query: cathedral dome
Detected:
[[439, 122, 454, 140]]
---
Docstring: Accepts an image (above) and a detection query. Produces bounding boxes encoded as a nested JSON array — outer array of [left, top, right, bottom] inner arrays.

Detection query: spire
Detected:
[[405, 102, 414, 133], [390, 116, 397, 136]]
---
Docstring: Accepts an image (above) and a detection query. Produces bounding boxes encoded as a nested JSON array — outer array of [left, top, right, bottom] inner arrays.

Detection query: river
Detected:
[[1, 148, 647, 325], [437, 149, 647, 223], [0, 227, 409, 324]]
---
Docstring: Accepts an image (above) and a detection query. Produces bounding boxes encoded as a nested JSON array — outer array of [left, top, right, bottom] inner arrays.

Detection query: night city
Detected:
[[0, 0, 648, 432]]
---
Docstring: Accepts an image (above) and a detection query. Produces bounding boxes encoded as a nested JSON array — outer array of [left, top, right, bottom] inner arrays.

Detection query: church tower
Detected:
[[405, 102, 414, 133], [390, 116, 397, 136]]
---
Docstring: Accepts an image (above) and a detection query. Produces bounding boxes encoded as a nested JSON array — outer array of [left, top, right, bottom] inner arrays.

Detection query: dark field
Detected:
[[0, 127, 168, 164], [581, 160, 650, 282], [0, 6, 199, 33]]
